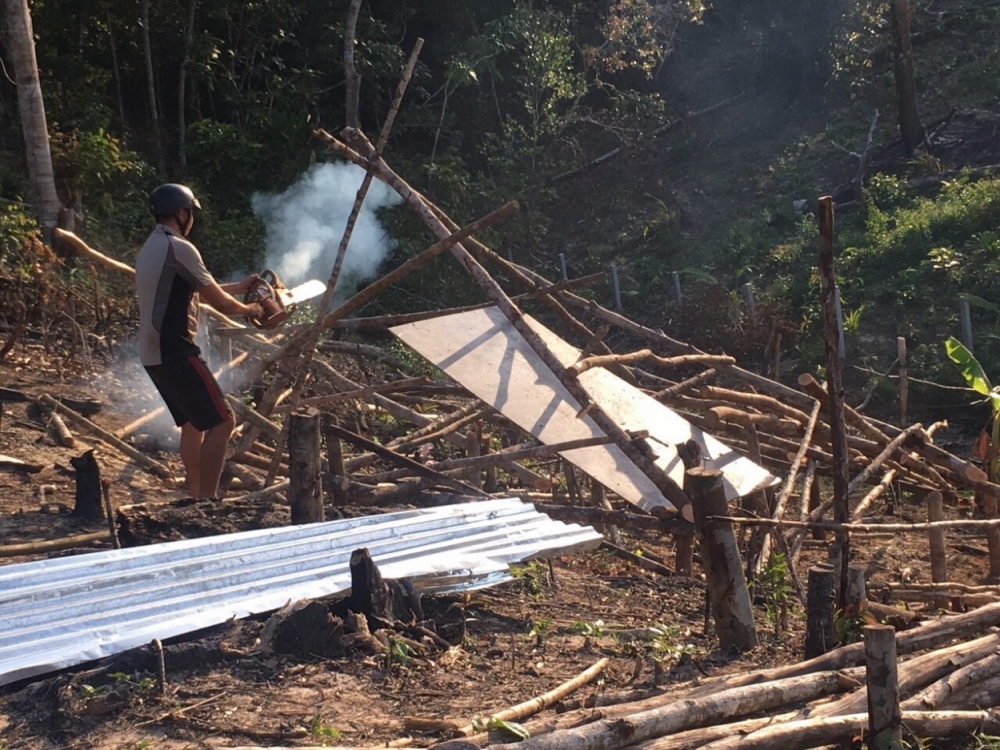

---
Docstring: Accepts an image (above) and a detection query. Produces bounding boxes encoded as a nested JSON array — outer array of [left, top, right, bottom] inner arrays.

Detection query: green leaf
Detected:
[[945, 336, 992, 396], [960, 293, 1000, 316], [489, 719, 530, 741]]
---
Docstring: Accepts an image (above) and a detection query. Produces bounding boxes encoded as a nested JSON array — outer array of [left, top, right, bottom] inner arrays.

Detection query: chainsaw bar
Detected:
[[278, 279, 326, 306]]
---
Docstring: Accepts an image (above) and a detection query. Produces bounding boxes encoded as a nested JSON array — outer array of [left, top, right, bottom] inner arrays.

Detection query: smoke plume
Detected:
[[252, 162, 402, 293]]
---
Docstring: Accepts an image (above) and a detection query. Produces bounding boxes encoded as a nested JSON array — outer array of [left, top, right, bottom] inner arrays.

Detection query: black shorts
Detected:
[[144, 354, 234, 431]]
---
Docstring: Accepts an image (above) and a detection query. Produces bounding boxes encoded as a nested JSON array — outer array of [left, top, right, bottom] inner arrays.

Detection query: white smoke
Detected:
[[252, 162, 402, 293]]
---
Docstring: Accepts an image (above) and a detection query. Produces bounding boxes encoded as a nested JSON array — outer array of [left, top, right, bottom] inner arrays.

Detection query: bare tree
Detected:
[[4, 0, 61, 239], [889, 0, 924, 154], [178, 0, 199, 167], [141, 0, 167, 175]]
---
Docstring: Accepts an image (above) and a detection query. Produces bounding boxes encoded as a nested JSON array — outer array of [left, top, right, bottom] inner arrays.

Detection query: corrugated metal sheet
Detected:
[[0, 499, 601, 685], [391, 307, 776, 512]]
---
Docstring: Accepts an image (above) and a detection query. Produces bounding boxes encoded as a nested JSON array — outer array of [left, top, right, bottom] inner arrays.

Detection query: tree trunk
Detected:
[[343, 0, 362, 129], [288, 408, 323, 524], [178, 0, 199, 167], [141, 0, 167, 176], [889, 0, 924, 154], [4, 0, 61, 238], [70, 449, 103, 521], [688, 467, 758, 652]]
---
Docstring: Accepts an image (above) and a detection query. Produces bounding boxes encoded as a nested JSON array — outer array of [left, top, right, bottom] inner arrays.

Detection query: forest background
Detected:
[[2, 0, 1000, 423]]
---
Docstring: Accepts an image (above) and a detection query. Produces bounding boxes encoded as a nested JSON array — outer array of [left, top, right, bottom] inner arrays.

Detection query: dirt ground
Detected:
[[0, 340, 995, 750]]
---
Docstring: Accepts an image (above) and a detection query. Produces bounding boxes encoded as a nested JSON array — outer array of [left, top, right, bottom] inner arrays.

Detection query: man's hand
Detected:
[[245, 302, 265, 320], [220, 273, 261, 296]]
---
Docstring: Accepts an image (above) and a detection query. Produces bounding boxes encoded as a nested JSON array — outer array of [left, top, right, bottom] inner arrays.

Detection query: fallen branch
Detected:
[[0, 530, 110, 558], [568, 351, 734, 376], [38, 395, 173, 481]]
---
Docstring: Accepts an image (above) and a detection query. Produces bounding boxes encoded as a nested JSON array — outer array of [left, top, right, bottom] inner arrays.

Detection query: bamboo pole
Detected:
[[898, 336, 908, 426], [361, 434, 623, 482], [850, 469, 897, 522], [653, 369, 719, 400], [713, 516, 1000, 533], [0, 530, 110, 558], [324, 421, 488, 496], [568, 350, 734, 376], [816, 196, 850, 608], [451, 658, 610, 736]]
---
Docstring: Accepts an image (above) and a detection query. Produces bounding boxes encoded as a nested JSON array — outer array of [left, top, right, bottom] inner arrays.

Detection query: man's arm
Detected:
[[199, 281, 263, 320]]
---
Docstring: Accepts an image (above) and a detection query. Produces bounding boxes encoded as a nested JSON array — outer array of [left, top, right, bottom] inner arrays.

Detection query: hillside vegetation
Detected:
[[1, 0, 999, 414]]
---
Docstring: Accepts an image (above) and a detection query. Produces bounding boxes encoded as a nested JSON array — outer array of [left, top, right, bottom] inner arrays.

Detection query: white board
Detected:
[[391, 307, 775, 511]]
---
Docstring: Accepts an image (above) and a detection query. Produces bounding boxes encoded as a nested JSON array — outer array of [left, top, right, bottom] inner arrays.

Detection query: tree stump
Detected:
[[70, 449, 103, 521], [348, 547, 395, 625], [805, 564, 836, 658], [688, 467, 758, 651], [289, 407, 323, 524]]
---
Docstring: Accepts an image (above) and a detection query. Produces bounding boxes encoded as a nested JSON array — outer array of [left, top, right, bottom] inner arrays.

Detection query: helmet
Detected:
[[149, 184, 201, 217]]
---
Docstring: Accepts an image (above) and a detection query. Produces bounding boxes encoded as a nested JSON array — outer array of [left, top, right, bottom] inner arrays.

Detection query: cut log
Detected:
[[488, 671, 855, 750], [902, 649, 1000, 710], [864, 624, 902, 750], [696, 711, 1000, 750], [70, 449, 104, 521]]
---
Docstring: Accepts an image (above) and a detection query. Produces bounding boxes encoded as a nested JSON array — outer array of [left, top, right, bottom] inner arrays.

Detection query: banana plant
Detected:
[[945, 336, 1000, 481]]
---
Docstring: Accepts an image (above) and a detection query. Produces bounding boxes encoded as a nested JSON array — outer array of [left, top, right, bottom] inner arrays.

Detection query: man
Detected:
[[135, 183, 263, 498]]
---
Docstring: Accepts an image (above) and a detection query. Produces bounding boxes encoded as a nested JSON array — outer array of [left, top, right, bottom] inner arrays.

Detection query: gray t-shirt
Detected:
[[135, 225, 214, 366]]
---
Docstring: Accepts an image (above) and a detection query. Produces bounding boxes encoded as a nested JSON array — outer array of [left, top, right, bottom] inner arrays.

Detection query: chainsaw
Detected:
[[243, 269, 326, 330]]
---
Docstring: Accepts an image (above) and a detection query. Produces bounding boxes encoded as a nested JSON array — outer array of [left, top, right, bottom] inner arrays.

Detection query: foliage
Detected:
[[759, 552, 792, 636], [510, 561, 548, 598], [834, 599, 878, 645], [945, 337, 1000, 480]]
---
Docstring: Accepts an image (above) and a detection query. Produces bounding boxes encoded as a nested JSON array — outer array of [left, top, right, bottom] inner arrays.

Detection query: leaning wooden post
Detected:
[[289, 408, 323, 524], [818, 195, 851, 607], [897, 336, 908, 427], [865, 623, 903, 750], [688, 467, 758, 651], [926, 490, 949, 609], [804, 564, 836, 658]]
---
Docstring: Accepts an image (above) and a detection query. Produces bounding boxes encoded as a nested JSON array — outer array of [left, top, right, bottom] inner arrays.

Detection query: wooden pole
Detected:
[[927, 490, 949, 609], [985, 490, 1000, 580], [897, 336, 908, 426], [688, 467, 758, 651], [288, 408, 323, 524], [865, 624, 903, 750], [804, 564, 836, 659], [818, 195, 851, 607], [322, 414, 349, 507]]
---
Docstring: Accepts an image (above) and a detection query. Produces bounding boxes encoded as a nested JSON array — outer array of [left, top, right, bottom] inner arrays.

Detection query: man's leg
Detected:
[[180, 422, 204, 497], [199, 415, 235, 499]]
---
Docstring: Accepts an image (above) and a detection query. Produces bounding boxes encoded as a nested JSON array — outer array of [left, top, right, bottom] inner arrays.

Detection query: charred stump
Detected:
[[259, 600, 344, 658], [70, 449, 103, 521]]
